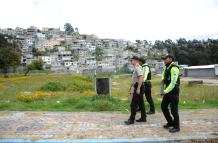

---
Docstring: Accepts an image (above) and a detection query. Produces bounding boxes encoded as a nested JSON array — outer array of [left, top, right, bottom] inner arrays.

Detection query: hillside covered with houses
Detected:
[[0, 24, 167, 73]]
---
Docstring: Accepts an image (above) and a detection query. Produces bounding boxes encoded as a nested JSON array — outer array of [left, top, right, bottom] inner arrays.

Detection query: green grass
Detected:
[[0, 73, 218, 112]]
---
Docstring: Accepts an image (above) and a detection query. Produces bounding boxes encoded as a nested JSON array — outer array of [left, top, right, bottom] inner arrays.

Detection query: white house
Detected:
[[39, 56, 51, 65], [64, 61, 73, 67], [85, 56, 96, 66], [36, 39, 61, 51], [36, 33, 46, 40], [27, 26, 37, 36], [58, 51, 72, 61]]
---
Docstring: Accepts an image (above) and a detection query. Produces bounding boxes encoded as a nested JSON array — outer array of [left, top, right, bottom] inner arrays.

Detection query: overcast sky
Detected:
[[0, 0, 218, 41]]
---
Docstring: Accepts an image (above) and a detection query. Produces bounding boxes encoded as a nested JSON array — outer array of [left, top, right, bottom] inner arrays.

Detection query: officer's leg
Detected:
[[129, 91, 138, 121], [145, 85, 155, 112], [161, 94, 173, 125], [138, 87, 146, 120], [170, 92, 180, 129]]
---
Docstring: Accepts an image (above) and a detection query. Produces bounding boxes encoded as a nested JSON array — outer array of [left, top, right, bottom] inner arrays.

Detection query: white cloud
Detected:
[[0, 0, 217, 41]]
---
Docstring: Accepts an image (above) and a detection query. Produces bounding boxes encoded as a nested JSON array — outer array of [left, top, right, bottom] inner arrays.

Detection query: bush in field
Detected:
[[16, 91, 53, 102], [40, 82, 66, 91], [39, 75, 94, 92], [67, 81, 94, 92], [67, 75, 94, 92]]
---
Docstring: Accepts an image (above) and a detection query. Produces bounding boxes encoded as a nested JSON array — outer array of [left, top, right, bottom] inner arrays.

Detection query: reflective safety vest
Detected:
[[142, 64, 151, 82], [161, 62, 180, 94]]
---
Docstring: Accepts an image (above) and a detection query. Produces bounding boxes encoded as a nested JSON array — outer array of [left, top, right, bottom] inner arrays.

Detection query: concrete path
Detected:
[[0, 109, 218, 142]]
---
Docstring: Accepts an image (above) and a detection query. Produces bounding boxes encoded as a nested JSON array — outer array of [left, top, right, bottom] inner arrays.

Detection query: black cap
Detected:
[[162, 54, 174, 60], [131, 56, 140, 61], [139, 57, 146, 64]]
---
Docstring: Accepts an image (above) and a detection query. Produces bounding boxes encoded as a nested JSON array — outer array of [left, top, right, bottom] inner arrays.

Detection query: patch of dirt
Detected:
[[182, 77, 218, 86]]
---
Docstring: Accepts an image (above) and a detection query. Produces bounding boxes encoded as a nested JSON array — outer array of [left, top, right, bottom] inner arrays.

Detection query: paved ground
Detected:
[[0, 109, 218, 142]]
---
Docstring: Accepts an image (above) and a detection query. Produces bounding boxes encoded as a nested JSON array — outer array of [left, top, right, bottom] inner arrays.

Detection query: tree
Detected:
[[0, 34, 21, 77], [153, 40, 165, 49], [135, 40, 141, 44], [72, 55, 79, 61], [25, 60, 44, 76], [95, 47, 104, 61], [64, 23, 74, 35], [0, 34, 9, 47], [125, 46, 138, 53], [208, 39, 218, 64], [32, 48, 47, 56], [151, 38, 218, 66], [75, 27, 79, 33]]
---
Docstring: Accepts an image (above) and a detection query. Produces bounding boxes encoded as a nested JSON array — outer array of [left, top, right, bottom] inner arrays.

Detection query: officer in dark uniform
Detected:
[[161, 54, 180, 133], [139, 57, 155, 114], [125, 56, 147, 125]]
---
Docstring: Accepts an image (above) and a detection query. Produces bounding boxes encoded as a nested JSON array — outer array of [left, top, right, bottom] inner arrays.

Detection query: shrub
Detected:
[[83, 90, 95, 96], [67, 81, 94, 92], [40, 82, 66, 91], [16, 91, 53, 102]]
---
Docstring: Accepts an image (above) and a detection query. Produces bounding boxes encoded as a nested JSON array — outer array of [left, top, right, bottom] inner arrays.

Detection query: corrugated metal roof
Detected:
[[185, 65, 215, 69]]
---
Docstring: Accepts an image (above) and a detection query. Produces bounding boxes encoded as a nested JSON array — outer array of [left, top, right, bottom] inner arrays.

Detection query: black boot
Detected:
[[124, 119, 134, 125], [147, 111, 155, 115], [169, 127, 180, 133], [163, 123, 173, 129], [136, 118, 147, 122]]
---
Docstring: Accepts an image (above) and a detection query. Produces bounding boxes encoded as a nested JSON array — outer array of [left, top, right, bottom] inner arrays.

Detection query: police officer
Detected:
[[139, 57, 155, 114], [125, 56, 147, 125], [161, 54, 180, 133]]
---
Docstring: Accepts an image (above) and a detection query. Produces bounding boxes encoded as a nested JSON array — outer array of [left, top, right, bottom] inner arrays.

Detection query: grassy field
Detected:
[[0, 73, 218, 112]]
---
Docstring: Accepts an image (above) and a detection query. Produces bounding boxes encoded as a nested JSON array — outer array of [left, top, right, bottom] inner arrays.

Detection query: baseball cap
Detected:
[[131, 56, 140, 61], [139, 57, 146, 64], [162, 54, 174, 60]]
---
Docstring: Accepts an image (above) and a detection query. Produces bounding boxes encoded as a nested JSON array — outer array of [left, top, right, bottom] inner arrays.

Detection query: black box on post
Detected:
[[95, 77, 111, 95]]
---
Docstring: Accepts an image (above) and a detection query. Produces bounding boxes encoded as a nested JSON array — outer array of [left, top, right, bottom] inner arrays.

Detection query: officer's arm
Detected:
[[136, 66, 143, 90], [143, 66, 149, 81], [160, 67, 166, 95], [129, 75, 134, 91], [129, 83, 134, 90], [137, 75, 143, 90], [161, 66, 166, 81], [164, 67, 179, 94]]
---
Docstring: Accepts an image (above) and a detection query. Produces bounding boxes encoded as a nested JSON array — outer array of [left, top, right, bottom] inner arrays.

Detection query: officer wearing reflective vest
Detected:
[[125, 56, 147, 125], [161, 54, 180, 133], [139, 57, 155, 114]]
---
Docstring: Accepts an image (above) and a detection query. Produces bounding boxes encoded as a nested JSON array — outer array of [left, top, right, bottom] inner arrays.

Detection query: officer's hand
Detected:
[[160, 91, 166, 96], [129, 87, 134, 94], [136, 88, 140, 94]]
